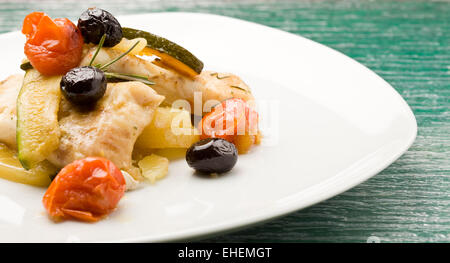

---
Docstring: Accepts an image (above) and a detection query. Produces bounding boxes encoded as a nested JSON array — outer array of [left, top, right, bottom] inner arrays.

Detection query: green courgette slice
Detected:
[[17, 69, 62, 169], [122, 27, 204, 74]]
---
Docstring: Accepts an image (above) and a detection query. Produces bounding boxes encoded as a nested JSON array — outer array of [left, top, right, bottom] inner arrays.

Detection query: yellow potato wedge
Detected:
[[138, 154, 169, 184], [0, 143, 57, 187], [135, 107, 199, 149]]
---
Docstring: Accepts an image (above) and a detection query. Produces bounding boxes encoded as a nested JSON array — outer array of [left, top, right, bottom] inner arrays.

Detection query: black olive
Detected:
[[186, 138, 238, 174], [60, 66, 107, 105], [78, 8, 122, 47]]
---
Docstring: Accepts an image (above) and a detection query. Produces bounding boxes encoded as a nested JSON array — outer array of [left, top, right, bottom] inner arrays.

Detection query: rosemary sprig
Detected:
[[210, 72, 230, 80], [99, 40, 140, 70], [230, 85, 248, 92], [89, 34, 106, 66], [87, 38, 151, 85], [105, 72, 154, 85]]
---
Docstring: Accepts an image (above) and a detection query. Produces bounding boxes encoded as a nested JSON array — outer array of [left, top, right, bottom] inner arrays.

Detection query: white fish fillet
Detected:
[[0, 74, 23, 149], [80, 47, 254, 112], [0, 46, 254, 177], [47, 81, 164, 179]]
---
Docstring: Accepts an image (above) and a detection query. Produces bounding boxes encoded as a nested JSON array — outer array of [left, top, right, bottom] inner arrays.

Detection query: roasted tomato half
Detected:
[[42, 157, 126, 222], [22, 12, 84, 75], [199, 98, 259, 153]]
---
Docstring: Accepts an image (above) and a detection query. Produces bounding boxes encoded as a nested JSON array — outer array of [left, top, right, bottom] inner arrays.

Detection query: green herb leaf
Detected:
[[104, 72, 154, 85], [230, 85, 248, 92], [100, 40, 140, 70], [210, 72, 230, 80], [89, 34, 106, 67]]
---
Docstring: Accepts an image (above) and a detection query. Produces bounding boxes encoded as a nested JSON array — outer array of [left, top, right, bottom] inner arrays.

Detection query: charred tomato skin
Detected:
[[77, 8, 122, 47], [42, 157, 126, 222], [22, 12, 84, 75], [186, 138, 238, 174], [60, 66, 107, 105]]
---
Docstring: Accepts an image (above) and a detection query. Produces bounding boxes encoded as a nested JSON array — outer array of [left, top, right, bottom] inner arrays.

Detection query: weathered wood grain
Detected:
[[0, 0, 448, 242]]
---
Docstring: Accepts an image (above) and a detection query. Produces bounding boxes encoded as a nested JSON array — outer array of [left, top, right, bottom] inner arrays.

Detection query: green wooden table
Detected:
[[1, 0, 448, 243]]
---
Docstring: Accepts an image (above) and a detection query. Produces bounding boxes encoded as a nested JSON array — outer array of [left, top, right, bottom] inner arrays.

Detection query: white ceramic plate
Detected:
[[0, 12, 416, 242]]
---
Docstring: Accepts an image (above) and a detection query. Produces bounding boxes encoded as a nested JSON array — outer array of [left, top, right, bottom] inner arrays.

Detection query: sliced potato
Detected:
[[112, 37, 147, 55], [153, 148, 187, 160], [138, 154, 169, 184], [16, 69, 61, 169], [135, 107, 199, 149], [0, 143, 57, 187], [133, 147, 186, 162]]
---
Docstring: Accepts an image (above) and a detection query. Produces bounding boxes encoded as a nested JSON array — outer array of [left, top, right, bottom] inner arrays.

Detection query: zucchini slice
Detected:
[[0, 143, 57, 187], [122, 27, 204, 77], [17, 69, 62, 169]]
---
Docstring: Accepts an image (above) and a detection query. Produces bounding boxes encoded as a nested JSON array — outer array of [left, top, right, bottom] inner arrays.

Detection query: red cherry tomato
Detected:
[[42, 157, 126, 222], [199, 98, 259, 142], [22, 12, 83, 75]]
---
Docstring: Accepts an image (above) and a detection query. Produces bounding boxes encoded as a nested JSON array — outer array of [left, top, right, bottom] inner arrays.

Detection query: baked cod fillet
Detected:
[[80, 47, 254, 111], [47, 81, 164, 179], [0, 74, 23, 149]]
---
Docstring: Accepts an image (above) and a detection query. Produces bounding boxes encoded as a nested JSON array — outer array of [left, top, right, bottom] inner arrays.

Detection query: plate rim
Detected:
[[0, 11, 417, 243], [117, 12, 417, 242]]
